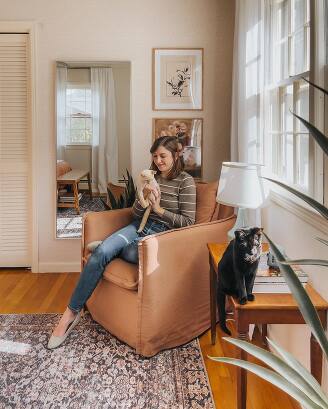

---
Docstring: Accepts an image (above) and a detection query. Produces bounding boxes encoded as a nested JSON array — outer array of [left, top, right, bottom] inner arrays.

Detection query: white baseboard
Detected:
[[38, 262, 81, 273]]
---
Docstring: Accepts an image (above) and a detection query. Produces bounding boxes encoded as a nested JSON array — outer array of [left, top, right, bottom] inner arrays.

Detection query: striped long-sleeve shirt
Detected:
[[132, 171, 196, 229]]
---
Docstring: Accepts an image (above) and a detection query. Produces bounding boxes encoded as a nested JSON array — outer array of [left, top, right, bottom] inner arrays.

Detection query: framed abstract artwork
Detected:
[[153, 118, 203, 179], [152, 48, 203, 110]]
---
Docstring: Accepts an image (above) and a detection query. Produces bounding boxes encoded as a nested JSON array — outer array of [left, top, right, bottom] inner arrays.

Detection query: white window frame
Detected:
[[264, 0, 315, 195], [65, 83, 92, 146]]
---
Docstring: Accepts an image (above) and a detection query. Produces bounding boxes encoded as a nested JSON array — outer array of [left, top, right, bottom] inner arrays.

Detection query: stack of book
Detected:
[[254, 252, 308, 293], [58, 192, 82, 203]]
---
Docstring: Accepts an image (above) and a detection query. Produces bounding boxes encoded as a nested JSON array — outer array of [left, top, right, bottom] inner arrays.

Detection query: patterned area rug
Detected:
[[0, 313, 215, 409], [57, 194, 108, 238]]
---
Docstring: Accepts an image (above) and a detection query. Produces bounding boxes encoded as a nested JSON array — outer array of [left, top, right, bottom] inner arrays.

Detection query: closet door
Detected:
[[0, 34, 31, 267]]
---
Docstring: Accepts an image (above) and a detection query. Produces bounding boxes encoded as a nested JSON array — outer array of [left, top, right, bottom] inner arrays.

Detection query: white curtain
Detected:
[[230, 0, 268, 226], [231, 0, 266, 164], [56, 66, 67, 160], [91, 67, 118, 193]]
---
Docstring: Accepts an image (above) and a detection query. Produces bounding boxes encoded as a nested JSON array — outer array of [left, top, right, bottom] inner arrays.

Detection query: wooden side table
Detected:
[[208, 242, 328, 409], [57, 169, 93, 214]]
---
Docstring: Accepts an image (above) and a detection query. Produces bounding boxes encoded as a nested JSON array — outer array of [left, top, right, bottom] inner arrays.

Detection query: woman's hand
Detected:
[[149, 187, 164, 215], [142, 184, 153, 198]]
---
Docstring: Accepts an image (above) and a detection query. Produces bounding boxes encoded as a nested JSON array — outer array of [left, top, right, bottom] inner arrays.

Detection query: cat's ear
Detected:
[[235, 230, 246, 240], [151, 170, 157, 175]]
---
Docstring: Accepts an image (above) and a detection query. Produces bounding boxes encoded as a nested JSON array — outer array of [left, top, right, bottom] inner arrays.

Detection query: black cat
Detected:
[[217, 227, 263, 335]]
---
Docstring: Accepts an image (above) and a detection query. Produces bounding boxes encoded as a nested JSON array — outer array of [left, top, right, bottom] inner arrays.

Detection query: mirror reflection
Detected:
[[56, 61, 131, 238]]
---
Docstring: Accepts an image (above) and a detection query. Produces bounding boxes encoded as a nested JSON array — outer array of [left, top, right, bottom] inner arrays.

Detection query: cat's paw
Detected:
[[247, 294, 255, 302], [239, 297, 247, 305]]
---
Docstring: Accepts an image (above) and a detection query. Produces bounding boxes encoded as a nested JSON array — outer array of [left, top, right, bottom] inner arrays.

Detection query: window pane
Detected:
[[71, 118, 85, 130], [292, 0, 306, 30], [296, 133, 309, 187], [295, 80, 309, 188], [291, 28, 306, 75], [272, 0, 289, 82], [282, 85, 293, 133], [283, 133, 294, 182]]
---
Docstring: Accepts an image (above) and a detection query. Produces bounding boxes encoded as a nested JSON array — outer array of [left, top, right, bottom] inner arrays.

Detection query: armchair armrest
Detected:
[[135, 215, 235, 355], [82, 208, 134, 263]]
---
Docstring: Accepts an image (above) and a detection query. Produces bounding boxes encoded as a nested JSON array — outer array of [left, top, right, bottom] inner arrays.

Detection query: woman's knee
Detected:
[[120, 244, 139, 264]]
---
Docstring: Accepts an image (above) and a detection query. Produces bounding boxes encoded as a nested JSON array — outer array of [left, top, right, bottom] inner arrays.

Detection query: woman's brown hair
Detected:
[[150, 136, 184, 180]]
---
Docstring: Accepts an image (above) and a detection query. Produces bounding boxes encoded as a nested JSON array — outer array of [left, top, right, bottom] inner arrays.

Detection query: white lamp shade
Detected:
[[217, 162, 264, 209]]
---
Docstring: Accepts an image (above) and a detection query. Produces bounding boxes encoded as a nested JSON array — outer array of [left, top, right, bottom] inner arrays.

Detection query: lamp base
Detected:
[[228, 208, 249, 241]]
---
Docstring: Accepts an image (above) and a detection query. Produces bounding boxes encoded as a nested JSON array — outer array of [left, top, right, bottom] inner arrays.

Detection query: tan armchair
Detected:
[[82, 181, 235, 357]]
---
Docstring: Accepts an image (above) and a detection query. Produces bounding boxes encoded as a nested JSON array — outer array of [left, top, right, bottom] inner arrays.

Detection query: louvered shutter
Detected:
[[0, 34, 31, 267]]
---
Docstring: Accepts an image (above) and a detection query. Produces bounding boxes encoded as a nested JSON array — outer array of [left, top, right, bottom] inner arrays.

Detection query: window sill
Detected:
[[269, 190, 328, 235]]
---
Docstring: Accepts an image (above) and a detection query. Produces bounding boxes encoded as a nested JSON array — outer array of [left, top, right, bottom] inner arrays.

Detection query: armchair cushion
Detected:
[[103, 258, 138, 291], [195, 181, 219, 223]]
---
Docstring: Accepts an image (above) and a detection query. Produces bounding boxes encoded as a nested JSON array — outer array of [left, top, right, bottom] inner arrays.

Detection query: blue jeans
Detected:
[[68, 219, 169, 312]]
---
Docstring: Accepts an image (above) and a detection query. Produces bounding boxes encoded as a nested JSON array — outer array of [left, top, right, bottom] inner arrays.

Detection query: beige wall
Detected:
[[1, 0, 235, 271]]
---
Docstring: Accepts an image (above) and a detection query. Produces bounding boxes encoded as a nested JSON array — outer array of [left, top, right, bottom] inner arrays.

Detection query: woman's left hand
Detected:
[[149, 189, 164, 215]]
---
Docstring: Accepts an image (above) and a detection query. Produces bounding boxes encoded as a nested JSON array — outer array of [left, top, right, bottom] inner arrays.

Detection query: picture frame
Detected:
[[152, 48, 203, 111], [153, 118, 203, 179]]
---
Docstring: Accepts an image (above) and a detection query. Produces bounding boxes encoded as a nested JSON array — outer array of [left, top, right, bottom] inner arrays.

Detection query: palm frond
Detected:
[[302, 77, 328, 96], [264, 233, 328, 359], [208, 357, 324, 409], [281, 259, 328, 267], [263, 177, 328, 220], [291, 111, 328, 156], [218, 337, 327, 407], [267, 337, 328, 405]]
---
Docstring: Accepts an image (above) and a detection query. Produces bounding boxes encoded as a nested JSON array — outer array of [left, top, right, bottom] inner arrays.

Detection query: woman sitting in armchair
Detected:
[[48, 135, 196, 349]]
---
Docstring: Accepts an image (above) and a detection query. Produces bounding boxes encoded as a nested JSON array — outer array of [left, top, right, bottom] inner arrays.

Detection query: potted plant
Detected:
[[210, 80, 328, 409]]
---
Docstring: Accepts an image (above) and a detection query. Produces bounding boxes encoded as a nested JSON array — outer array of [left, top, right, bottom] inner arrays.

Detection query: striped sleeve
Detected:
[[161, 176, 196, 228], [132, 198, 146, 220]]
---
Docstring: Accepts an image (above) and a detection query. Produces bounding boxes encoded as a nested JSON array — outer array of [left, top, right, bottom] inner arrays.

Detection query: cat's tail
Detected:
[[137, 206, 151, 233], [217, 285, 232, 336]]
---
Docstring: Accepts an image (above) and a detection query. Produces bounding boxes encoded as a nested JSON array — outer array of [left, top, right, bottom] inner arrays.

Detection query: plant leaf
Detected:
[[316, 237, 328, 247], [267, 337, 328, 406], [291, 111, 328, 156], [281, 259, 328, 267], [264, 233, 328, 359], [302, 77, 328, 96], [107, 188, 119, 210], [263, 177, 328, 221], [220, 337, 327, 407], [208, 357, 325, 409]]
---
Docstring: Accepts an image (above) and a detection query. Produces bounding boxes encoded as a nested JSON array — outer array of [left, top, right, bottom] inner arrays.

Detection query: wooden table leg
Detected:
[[310, 334, 322, 383], [73, 182, 80, 214], [87, 172, 93, 199], [209, 256, 217, 345], [236, 320, 249, 409]]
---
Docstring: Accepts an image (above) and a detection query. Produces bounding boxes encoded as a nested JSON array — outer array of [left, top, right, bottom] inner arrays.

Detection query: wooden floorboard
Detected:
[[0, 269, 300, 409]]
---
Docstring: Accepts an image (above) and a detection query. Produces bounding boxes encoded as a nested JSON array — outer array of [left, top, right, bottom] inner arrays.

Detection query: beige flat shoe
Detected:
[[47, 311, 82, 349]]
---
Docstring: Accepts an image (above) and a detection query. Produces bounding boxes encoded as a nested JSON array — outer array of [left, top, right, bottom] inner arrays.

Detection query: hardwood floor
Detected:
[[0, 269, 300, 409]]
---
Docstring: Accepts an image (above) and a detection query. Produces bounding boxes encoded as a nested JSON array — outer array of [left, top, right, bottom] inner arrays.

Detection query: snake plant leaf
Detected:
[[263, 177, 328, 221], [302, 77, 328, 96], [264, 233, 328, 359], [281, 259, 328, 267], [267, 337, 328, 406], [291, 111, 328, 157], [107, 188, 119, 210], [219, 337, 327, 407], [316, 237, 328, 247], [208, 357, 325, 409]]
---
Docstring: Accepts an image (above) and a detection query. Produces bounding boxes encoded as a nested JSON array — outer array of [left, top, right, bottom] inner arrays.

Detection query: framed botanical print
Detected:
[[153, 118, 203, 179], [152, 48, 203, 110]]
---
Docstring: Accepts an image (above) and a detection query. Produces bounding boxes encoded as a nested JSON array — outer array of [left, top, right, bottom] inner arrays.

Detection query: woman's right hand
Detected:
[[142, 184, 153, 198]]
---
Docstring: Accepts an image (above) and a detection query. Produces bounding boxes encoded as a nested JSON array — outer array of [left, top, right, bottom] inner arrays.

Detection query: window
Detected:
[[66, 85, 92, 144], [265, 0, 310, 191]]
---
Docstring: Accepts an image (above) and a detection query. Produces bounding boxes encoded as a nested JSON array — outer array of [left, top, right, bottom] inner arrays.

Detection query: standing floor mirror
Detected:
[[55, 61, 131, 238]]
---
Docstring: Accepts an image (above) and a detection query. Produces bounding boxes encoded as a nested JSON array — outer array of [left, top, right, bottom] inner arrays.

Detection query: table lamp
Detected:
[[216, 162, 264, 240]]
